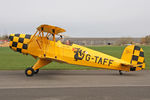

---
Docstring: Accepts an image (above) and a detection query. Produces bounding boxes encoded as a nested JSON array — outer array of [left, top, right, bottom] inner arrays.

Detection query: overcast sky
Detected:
[[0, 0, 150, 37]]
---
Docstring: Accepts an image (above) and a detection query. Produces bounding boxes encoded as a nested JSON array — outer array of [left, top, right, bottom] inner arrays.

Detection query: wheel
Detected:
[[119, 70, 123, 75], [34, 69, 39, 74], [25, 67, 34, 77]]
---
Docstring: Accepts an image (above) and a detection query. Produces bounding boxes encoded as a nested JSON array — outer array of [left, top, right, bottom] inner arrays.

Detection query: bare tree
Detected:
[[0, 34, 9, 40], [141, 35, 150, 44], [117, 37, 133, 45]]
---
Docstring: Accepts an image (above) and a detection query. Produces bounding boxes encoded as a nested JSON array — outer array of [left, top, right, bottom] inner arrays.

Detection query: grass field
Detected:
[[0, 46, 149, 70]]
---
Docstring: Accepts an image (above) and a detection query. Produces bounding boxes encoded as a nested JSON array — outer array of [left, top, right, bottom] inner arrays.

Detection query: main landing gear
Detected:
[[119, 70, 123, 75], [25, 67, 39, 77], [24, 59, 52, 77]]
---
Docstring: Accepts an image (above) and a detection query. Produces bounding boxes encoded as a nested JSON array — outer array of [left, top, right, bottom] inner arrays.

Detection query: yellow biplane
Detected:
[[9, 24, 145, 76]]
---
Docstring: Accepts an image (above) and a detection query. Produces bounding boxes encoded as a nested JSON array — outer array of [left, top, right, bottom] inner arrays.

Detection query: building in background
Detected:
[[64, 38, 141, 46]]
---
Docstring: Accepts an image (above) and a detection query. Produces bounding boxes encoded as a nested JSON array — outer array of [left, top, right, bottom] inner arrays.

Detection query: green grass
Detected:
[[0, 46, 150, 70]]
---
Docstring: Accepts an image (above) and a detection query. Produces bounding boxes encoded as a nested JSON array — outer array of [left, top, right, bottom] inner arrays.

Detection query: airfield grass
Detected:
[[0, 46, 150, 70]]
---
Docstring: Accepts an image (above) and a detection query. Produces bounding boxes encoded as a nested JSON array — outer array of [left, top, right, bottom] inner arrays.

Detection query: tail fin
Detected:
[[121, 45, 145, 70]]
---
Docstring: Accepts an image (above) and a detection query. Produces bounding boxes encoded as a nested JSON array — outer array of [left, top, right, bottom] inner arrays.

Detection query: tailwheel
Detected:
[[119, 70, 123, 75], [34, 69, 39, 74], [25, 67, 34, 77]]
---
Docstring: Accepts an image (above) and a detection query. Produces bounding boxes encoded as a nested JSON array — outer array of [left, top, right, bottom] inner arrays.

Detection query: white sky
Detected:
[[0, 0, 150, 37]]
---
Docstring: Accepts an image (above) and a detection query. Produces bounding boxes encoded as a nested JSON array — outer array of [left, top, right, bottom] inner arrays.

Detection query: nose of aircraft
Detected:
[[9, 33, 32, 54], [9, 34, 21, 52], [9, 34, 14, 41]]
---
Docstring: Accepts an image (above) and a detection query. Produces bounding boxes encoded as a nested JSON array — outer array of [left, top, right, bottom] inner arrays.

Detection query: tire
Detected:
[[34, 69, 39, 74], [119, 70, 123, 75], [25, 67, 34, 77]]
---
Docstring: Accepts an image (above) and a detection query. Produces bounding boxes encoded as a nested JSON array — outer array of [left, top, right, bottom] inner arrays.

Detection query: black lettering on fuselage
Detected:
[[86, 54, 91, 61], [74, 49, 114, 66], [103, 58, 108, 65], [95, 56, 99, 63], [98, 57, 102, 64], [108, 60, 114, 66]]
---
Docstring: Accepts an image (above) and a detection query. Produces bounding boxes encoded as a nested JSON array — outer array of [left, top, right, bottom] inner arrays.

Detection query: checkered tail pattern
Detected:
[[130, 46, 145, 69]]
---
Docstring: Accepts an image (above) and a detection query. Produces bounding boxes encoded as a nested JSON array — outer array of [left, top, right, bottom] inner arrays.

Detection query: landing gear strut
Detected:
[[25, 59, 52, 77], [34, 69, 39, 74], [119, 70, 123, 75]]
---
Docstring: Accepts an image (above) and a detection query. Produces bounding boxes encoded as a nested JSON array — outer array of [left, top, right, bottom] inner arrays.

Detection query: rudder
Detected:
[[121, 45, 145, 70]]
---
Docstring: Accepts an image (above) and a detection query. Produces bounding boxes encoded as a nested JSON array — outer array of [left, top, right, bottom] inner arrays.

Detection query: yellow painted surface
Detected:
[[27, 37, 132, 71], [9, 24, 146, 72]]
